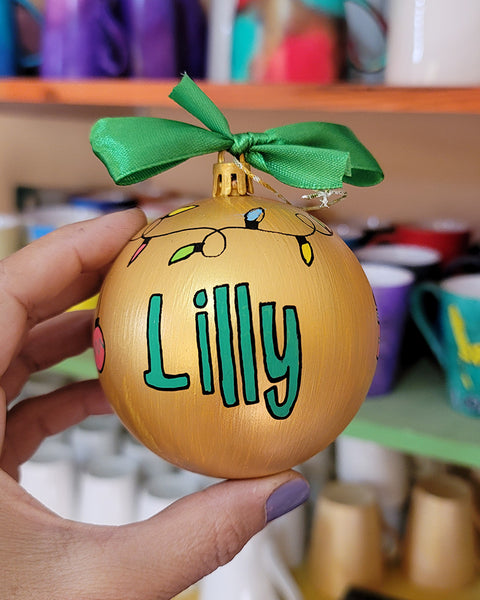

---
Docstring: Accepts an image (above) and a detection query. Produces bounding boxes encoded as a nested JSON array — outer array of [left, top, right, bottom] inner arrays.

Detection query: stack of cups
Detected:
[[77, 454, 138, 526], [70, 414, 134, 525], [199, 527, 302, 600], [403, 473, 480, 591], [20, 439, 77, 520], [307, 480, 398, 599], [335, 436, 410, 533]]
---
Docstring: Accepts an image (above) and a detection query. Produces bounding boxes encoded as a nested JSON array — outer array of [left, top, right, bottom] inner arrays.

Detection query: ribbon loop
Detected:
[[90, 74, 384, 193]]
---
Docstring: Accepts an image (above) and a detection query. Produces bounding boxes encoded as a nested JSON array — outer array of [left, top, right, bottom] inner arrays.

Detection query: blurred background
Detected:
[[2, 1, 480, 599]]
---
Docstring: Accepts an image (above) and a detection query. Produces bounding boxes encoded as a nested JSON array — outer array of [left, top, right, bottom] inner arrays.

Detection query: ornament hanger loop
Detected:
[[228, 153, 345, 211]]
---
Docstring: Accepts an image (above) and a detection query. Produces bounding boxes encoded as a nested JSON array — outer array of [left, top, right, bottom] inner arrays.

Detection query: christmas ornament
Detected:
[[90, 75, 383, 478]]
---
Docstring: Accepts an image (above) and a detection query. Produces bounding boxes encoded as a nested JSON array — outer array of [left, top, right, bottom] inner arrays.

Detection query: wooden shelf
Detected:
[[345, 359, 480, 468], [54, 352, 480, 469], [181, 565, 480, 600], [295, 564, 480, 600], [1, 78, 480, 113]]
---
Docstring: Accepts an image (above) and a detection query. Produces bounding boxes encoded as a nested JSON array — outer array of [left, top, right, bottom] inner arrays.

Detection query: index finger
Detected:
[[0, 208, 146, 375]]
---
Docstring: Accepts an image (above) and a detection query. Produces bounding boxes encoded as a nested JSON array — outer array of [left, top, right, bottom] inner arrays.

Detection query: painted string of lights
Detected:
[[127, 203, 333, 269]]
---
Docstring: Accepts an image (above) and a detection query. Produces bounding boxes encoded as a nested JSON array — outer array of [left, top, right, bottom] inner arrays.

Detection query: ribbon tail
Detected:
[[90, 117, 231, 185], [169, 73, 233, 139], [265, 122, 384, 187], [245, 144, 352, 190]]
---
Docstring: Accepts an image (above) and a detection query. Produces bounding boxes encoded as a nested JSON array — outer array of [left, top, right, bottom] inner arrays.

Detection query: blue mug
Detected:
[[344, 0, 388, 82], [411, 274, 480, 417], [0, 0, 42, 76]]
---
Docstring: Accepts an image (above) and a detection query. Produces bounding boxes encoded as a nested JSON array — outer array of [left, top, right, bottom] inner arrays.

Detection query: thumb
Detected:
[[67, 471, 309, 600]]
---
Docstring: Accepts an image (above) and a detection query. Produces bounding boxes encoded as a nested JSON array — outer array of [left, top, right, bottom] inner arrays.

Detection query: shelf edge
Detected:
[[1, 79, 480, 114]]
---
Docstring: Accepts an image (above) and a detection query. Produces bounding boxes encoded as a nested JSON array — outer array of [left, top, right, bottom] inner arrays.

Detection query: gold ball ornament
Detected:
[[94, 159, 379, 479]]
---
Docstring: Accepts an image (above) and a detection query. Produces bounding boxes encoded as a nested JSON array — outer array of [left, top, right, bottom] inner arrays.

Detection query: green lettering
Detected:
[[235, 283, 259, 404], [214, 285, 239, 407], [194, 289, 214, 394], [144, 294, 190, 390], [260, 302, 302, 419]]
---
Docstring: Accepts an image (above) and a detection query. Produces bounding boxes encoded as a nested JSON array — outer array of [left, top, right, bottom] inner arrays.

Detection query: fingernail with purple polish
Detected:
[[266, 478, 310, 523]]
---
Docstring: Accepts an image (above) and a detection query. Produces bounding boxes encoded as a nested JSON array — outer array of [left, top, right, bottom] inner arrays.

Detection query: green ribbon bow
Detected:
[[90, 74, 383, 191]]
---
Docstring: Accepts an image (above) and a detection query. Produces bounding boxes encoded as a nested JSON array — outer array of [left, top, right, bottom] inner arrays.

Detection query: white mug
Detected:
[[78, 454, 138, 525], [386, 0, 480, 86], [266, 503, 306, 568], [336, 436, 410, 505], [70, 414, 122, 467], [299, 446, 333, 500], [0, 213, 22, 259], [336, 436, 410, 532], [199, 528, 302, 600], [20, 439, 76, 519], [136, 470, 200, 521], [120, 432, 174, 482], [206, 0, 236, 82]]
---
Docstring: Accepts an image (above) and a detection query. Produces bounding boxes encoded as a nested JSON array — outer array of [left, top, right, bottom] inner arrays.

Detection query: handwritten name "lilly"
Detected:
[[144, 282, 302, 420]]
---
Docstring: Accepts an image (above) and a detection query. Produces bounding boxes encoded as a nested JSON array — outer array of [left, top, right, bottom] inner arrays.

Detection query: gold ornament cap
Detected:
[[213, 152, 254, 197]]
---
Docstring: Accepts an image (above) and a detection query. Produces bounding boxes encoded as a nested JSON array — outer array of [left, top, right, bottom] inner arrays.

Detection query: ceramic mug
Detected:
[[77, 454, 138, 525], [336, 436, 410, 532], [41, 0, 129, 78], [24, 205, 102, 242], [266, 502, 307, 569], [386, 0, 480, 86], [70, 414, 122, 467], [392, 219, 471, 268], [20, 439, 76, 519], [299, 446, 333, 505], [0, 0, 41, 76], [330, 222, 365, 249], [344, 0, 388, 83], [357, 244, 442, 368], [307, 481, 396, 599], [199, 527, 302, 600], [0, 213, 22, 259], [362, 262, 415, 396], [403, 473, 480, 590], [356, 244, 442, 282], [120, 432, 175, 481], [411, 274, 480, 417], [174, 0, 207, 78], [444, 252, 480, 277], [136, 470, 199, 521], [121, 0, 177, 78]]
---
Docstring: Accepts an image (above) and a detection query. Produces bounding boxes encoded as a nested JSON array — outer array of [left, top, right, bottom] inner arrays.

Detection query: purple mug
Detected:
[[121, 0, 207, 79], [175, 0, 207, 78], [122, 0, 177, 78], [41, 0, 128, 78], [362, 262, 415, 397]]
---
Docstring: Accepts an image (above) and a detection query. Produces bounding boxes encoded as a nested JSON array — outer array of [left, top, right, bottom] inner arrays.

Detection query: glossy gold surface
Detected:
[[95, 192, 378, 478]]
